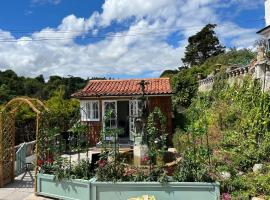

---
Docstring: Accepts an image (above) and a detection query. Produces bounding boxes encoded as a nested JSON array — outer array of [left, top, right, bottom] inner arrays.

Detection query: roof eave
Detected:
[[74, 93, 173, 99], [257, 25, 270, 34]]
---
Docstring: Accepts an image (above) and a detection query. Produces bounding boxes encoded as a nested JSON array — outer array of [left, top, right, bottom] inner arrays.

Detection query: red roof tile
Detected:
[[72, 78, 172, 97]]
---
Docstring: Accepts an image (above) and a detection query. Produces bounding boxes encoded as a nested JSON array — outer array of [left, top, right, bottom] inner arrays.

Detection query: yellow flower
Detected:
[[128, 195, 156, 200]]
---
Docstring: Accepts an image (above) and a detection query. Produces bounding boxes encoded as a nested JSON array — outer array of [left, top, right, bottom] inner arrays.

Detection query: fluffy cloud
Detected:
[[0, 0, 262, 79]]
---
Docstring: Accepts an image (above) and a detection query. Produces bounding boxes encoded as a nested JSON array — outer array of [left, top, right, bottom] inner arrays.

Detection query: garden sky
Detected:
[[0, 0, 265, 79]]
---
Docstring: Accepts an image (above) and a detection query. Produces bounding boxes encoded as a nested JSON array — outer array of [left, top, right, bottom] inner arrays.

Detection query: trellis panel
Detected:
[[0, 111, 15, 187]]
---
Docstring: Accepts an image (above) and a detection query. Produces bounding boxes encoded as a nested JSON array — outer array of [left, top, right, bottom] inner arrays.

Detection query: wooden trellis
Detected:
[[0, 110, 15, 187], [0, 97, 47, 189]]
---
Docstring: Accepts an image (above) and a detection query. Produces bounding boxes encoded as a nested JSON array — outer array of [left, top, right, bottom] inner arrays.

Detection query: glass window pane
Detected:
[[86, 102, 91, 119], [111, 119, 116, 127], [94, 109, 98, 119], [92, 102, 99, 119]]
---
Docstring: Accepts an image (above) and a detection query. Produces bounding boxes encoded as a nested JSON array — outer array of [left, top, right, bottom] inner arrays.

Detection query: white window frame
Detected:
[[129, 99, 144, 141], [102, 100, 118, 129], [80, 100, 100, 121]]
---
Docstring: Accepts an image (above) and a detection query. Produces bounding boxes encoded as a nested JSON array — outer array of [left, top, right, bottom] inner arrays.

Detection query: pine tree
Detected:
[[182, 24, 225, 67]]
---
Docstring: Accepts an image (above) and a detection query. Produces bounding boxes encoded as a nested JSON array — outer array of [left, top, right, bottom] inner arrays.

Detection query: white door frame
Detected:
[[102, 100, 117, 140], [129, 100, 140, 141]]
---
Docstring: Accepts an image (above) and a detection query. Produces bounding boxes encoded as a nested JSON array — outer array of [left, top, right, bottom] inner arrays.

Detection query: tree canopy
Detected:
[[181, 24, 225, 67], [164, 49, 256, 110], [0, 70, 107, 104]]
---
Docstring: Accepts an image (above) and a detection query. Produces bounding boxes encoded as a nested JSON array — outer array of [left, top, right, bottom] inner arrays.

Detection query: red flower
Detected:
[[166, 166, 175, 176], [37, 159, 43, 166], [141, 156, 149, 164], [98, 159, 106, 168], [46, 157, 53, 164]]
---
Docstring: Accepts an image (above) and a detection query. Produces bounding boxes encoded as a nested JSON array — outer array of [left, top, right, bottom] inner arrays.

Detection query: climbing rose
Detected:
[[98, 159, 106, 168], [142, 156, 149, 163], [37, 159, 43, 166]]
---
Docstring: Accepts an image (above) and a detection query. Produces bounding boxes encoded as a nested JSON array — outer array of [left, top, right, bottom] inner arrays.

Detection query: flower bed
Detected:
[[36, 173, 220, 200], [36, 108, 221, 199]]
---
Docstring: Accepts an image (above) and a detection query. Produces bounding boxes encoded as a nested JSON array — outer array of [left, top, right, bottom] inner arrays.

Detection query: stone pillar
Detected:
[[133, 143, 148, 166], [264, 70, 270, 91]]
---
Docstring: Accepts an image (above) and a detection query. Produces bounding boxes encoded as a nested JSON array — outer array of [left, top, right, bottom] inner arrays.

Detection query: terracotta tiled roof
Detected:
[[72, 78, 172, 97]]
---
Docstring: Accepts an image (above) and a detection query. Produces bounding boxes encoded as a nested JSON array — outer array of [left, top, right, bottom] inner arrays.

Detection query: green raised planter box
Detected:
[[37, 173, 220, 200], [37, 174, 92, 200]]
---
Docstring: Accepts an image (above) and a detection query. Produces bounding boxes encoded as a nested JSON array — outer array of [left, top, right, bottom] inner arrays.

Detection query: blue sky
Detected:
[[0, 0, 265, 79]]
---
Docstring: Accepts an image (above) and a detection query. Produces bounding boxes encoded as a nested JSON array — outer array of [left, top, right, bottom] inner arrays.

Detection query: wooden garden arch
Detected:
[[0, 97, 47, 189]]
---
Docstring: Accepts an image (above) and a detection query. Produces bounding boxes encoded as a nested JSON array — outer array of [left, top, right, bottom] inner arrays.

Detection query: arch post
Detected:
[[0, 97, 47, 188]]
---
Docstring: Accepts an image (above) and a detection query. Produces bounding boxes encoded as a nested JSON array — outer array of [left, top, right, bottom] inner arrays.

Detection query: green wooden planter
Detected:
[[37, 173, 220, 200], [37, 174, 92, 200]]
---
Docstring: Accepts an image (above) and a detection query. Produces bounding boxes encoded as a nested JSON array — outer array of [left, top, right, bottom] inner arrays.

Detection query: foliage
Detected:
[[45, 87, 80, 132], [172, 128, 190, 153], [95, 109, 125, 182], [160, 69, 179, 78], [181, 24, 225, 67], [170, 49, 255, 109], [173, 149, 213, 182], [227, 164, 270, 199], [177, 74, 270, 197], [0, 69, 89, 104], [40, 158, 94, 181], [96, 108, 170, 183], [146, 107, 168, 168], [95, 157, 127, 182], [38, 117, 93, 181], [68, 121, 88, 162]]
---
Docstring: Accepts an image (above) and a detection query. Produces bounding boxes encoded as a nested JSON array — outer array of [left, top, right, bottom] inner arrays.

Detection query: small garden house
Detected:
[[72, 78, 173, 146], [257, 0, 270, 49]]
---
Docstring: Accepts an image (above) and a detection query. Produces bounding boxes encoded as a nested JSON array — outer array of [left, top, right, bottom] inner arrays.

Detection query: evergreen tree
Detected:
[[182, 24, 225, 67]]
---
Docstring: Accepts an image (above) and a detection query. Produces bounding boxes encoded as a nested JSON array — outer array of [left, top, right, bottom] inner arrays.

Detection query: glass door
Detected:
[[103, 101, 117, 140]]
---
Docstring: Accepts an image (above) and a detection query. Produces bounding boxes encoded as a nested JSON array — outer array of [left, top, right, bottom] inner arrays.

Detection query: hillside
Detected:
[[161, 49, 255, 109]]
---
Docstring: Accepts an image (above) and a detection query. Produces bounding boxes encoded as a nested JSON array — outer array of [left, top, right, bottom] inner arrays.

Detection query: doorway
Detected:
[[117, 101, 129, 139]]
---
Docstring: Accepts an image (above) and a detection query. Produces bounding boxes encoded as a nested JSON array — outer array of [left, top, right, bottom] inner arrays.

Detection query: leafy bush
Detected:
[[172, 128, 190, 153], [173, 149, 214, 182], [179, 74, 270, 197], [168, 49, 255, 109]]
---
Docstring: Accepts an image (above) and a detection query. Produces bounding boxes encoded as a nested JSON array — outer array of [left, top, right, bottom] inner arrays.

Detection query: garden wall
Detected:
[[37, 173, 220, 200], [198, 60, 270, 93]]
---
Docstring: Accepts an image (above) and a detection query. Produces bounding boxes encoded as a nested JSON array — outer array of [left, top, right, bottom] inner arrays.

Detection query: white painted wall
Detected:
[[266, 0, 270, 26]]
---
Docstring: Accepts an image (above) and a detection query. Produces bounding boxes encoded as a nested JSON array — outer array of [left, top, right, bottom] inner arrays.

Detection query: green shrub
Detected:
[[172, 128, 190, 153]]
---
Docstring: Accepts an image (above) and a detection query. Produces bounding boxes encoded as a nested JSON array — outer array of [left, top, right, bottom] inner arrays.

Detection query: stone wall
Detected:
[[198, 60, 270, 92]]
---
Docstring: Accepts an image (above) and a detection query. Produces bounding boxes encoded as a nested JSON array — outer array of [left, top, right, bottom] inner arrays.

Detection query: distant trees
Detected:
[[0, 70, 102, 104], [182, 24, 225, 67]]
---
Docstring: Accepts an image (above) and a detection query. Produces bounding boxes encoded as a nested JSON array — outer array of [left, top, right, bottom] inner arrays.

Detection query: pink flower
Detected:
[[141, 156, 149, 164], [124, 167, 136, 177], [222, 193, 231, 200]]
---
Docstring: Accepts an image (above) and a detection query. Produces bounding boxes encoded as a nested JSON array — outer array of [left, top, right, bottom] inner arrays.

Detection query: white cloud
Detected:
[[0, 0, 262, 79]]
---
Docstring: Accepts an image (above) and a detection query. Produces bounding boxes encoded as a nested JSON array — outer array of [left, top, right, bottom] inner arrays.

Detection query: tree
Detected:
[[171, 49, 255, 109], [182, 24, 225, 67]]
